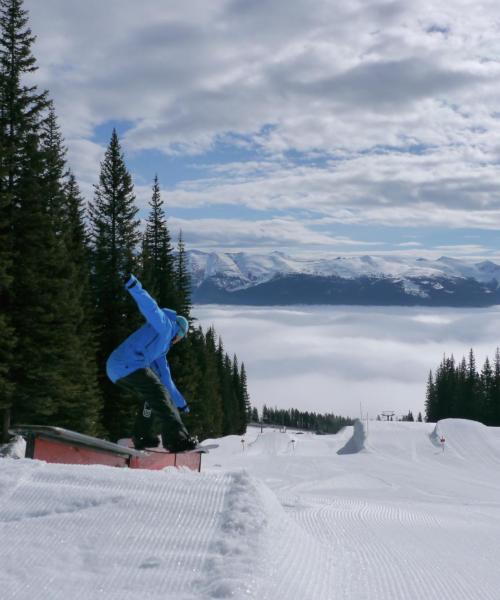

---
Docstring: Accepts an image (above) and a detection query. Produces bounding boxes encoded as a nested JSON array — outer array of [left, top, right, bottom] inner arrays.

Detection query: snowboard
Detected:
[[117, 438, 218, 454]]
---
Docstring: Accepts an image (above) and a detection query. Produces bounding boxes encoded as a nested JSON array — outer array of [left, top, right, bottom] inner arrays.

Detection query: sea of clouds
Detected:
[[194, 304, 500, 420]]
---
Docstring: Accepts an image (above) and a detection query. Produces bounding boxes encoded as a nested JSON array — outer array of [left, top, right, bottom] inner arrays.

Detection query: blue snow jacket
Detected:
[[106, 275, 188, 411]]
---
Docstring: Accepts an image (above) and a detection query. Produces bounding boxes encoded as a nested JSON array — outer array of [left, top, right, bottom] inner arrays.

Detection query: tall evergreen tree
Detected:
[[141, 174, 176, 307], [0, 106, 14, 439], [0, 0, 34, 436], [0, 0, 48, 188], [480, 356, 494, 425], [41, 104, 67, 222], [216, 340, 235, 435], [199, 326, 223, 437], [240, 363, 252, 425], [492, 349, 500, 426], [232, 355, 245, 434], [222, 352, 237, 434], [58, 173, 102, 434], [425, 370, 437, 423], [0, 0, 69, 429], [174, 230, 192, 317], [464, 349, 478, 420], [89, 129, 141, 440], [21, 105, 102, 433]]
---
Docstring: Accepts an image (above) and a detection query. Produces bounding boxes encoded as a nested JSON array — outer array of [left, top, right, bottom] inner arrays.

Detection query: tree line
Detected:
[[259, 405, 353, 434], [0, 0, 250, 443], [425, 349, 500, 425]]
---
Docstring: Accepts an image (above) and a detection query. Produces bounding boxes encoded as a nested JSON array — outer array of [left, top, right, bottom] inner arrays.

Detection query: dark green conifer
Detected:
[[425, 371, 436, 422], [492, 349, 500, 426], [141, 175, 176, 307], [0, 120, 14, 439], [480, 356, 494, 425], [0, 0, 45, 436], [89, 129, 141, 439], [0, 0, 62, 428], [59, 173, 102, 434], [26, 107, 102, 433], [198, 326, 223, 437], [464, 349, 478, 420], [240, 363, 252, 424], [174, 230, 192, 317]]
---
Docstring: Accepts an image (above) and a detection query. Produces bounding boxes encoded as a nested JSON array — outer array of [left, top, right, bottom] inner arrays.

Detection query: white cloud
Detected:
[[193, 304, 500, 418], [25, 0, 500, 151], [167, 216, 383, 250], [22, 0, 500, 253]]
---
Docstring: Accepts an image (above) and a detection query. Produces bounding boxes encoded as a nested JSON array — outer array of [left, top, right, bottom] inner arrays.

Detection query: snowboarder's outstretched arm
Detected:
[[124, 274, 173, 335], [152, 356, 189, 412]]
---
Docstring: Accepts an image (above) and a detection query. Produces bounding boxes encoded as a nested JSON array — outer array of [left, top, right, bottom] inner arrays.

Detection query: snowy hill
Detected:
[[188, 251, 500, 306], [2, 419, 500, 599]]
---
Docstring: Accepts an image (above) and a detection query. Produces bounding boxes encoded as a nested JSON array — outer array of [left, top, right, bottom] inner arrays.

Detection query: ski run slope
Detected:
[[2, 420, 500, 599]]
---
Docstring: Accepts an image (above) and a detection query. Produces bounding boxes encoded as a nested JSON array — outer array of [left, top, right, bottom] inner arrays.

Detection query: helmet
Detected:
[[175, 315, 189, 340]]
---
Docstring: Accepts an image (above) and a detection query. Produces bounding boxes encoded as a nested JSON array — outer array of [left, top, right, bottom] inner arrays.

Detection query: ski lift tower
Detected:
[[381, 411, 395, 422]]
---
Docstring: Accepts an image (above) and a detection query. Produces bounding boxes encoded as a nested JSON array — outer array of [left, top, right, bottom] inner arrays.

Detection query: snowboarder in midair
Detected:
[[106, 274, 196, 452]]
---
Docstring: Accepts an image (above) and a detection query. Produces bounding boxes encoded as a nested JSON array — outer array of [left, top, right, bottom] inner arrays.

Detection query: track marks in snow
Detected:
[[0, 461, 231, 600], [289, 496, 499, 600]]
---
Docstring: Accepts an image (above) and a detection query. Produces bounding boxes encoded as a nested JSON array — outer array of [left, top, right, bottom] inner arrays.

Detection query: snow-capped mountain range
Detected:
[[187, 250, 500, 306]]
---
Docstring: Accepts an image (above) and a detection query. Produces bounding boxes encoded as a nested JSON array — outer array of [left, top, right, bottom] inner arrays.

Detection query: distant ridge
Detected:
[[187, 250, 500, 307]]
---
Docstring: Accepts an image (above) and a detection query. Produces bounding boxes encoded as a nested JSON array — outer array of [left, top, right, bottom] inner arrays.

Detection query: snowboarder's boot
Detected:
[[133, 434, 161, 450]]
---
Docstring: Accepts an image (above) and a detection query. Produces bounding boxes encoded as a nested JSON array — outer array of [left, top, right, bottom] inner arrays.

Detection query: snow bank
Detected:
[[0, 435, 26, 458], [432, 418, 500, 465]]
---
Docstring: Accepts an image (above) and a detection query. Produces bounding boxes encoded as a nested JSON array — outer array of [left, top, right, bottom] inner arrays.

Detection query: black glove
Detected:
[[179, 405, 190, 414]]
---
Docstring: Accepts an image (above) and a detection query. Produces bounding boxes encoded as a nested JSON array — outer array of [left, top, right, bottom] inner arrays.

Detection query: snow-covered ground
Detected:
[[2, 420, 500, 599]]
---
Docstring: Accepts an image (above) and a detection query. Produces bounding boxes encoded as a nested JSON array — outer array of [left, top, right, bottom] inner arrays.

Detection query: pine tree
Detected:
[[425, 371, 437, 422], [60, 173, 102, 434], [89, 129, 141, 440], [182, 326, 221, 439], [41, 105, 67, 223], [464, 349, 478, 420], [433, 355, 457, 421], [0, 0, 46, 437], [240, 363, 252, 424], [492, 349, 500, 426], [201, 326, 223, 436], [0, 0, 48, 187], [20, 105, 103, 433], [480, 356, 494, 425], [9, 128, 65, 425], [174, 230, 192, 317], [0, 114, 14, 439], [0, 0, 73, 428], [216, 340, 236, 435], [141, 175, 176, 308], [232, 355, 247, 435]]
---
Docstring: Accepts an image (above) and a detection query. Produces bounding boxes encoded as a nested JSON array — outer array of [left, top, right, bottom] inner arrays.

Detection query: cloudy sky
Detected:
[[194, 304, 500, 418], [25, 0, 500, 259]]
